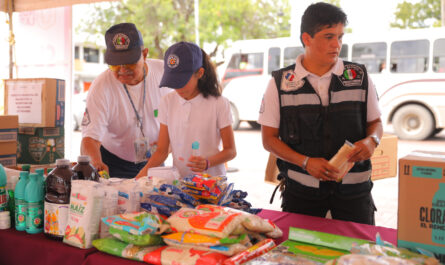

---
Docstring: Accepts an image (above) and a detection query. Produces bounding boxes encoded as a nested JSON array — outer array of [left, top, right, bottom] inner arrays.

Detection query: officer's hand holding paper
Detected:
[[329, 140, 355, 181]]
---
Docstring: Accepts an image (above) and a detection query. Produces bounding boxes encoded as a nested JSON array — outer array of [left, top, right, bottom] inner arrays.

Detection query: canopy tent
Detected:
[[1, 0, 113, 78]]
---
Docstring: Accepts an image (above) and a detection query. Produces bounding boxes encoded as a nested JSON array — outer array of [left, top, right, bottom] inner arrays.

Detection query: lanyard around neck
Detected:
[[123, 66, 146, 137]]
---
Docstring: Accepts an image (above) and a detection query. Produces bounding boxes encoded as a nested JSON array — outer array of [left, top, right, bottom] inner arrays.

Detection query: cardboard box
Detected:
[[17, 127, 64, 164], [370, 133, 398, 180], [264, 134, 398, 184], [4, 78, 65, 127], [0, 141, 17, 167], [0, 115, 18, 142], [398, 151, 445, 263]]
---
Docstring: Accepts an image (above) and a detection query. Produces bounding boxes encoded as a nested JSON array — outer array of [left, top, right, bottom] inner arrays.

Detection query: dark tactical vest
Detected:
[[272, 61, 372, 186]]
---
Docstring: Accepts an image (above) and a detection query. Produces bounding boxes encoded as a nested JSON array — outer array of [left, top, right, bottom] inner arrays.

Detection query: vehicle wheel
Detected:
[[248, 121, 261, 129], [430, 128, 443, 137], [392, 105, 434, 140], [230, 103, 240, 130]]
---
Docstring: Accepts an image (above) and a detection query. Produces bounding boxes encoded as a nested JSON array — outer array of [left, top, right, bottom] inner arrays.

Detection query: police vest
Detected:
[[272, 61, 372, 188]]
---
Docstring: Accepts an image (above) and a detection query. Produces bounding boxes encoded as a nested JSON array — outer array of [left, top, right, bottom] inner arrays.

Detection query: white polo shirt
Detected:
[[258, 54, 381, 128], [158, 92, 232, 177], [82, 59, 171, 162]]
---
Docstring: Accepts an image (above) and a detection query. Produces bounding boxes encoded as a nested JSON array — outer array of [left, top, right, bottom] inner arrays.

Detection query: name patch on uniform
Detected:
[[338, 64, 364, 87], [81, 108, 90, 126], [281, 70, 305, 92]]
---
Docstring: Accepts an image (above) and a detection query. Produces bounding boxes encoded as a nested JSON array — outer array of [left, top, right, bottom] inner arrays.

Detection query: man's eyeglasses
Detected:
[[108, 63, 138, 72]]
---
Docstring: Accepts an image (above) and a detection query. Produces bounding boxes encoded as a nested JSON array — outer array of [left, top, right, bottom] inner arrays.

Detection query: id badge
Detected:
[[134, 137, 149, 163]]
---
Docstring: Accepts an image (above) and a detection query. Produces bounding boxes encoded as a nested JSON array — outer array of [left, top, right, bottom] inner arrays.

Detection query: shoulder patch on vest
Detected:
[[281, 70, 305, 92], [338, 64, 364, 87]]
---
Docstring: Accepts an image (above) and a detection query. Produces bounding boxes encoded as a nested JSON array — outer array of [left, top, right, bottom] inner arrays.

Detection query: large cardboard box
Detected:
[[264, 134, 398, 184], [4, 78, 65, 127], [17, 127, 64, 164], [0, 115, 18, 142], [398, 151, 445, 263], [0, 141, 17, 167]]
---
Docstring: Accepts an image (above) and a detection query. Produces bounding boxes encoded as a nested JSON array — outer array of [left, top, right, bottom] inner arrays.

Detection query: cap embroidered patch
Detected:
[[167, 54, 180, 68], [112, 33, 130, 50]]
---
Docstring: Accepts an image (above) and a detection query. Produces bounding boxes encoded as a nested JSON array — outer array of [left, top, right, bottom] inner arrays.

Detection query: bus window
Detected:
[[268, 47, 281, 74], [283, 46, 304, 67], [352, 42, 387, 73], [390, 39, 429, 73], [223, 53, 264, 83], [340, 44, 348, 60], [433, 38, 445, 73]]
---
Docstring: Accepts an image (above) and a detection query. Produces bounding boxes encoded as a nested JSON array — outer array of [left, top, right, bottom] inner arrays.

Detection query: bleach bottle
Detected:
[[25, 173, 44, 234], [0, 165, 7, 211], [14, 171, 29, 231]]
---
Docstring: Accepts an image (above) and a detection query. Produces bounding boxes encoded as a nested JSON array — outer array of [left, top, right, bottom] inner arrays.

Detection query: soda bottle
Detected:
[[15, 171, 29, 231], [72, 155, 99, 181], [25, 173, 44, 234], [0, 165, 7, 211], [44, 159, 74, 240]]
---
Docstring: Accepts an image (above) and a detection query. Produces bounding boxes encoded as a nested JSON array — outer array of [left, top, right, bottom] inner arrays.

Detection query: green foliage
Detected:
[[391, 0, 442, 28], [77, 0, 290, 59]]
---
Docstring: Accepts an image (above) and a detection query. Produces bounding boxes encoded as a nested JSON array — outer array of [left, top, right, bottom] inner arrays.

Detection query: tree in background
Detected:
[[78, 0, 290, 60], [391, 0, 442, 28]]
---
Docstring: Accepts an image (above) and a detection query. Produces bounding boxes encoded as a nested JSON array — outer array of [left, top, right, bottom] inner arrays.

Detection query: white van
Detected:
[[219, 28, 445, 140]]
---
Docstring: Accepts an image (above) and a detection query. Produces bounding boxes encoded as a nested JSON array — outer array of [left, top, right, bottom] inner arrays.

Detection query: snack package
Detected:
[[117, 179, 142, 214], [164, 240, 249, 256], [350, 243, 440, 265], [245, 252, 322, 265], [143, 246, 228, 265], [162, 232, 247, 247], [92, 237, 160, 261], [99, 185, 118, 238], [328, 140, 355, 180], [102, 212, 166, 235], [63, 180, 104, 249], [325, 254, 420, 265], [223, 238, 276, 265], [167, 207, 243, 238], [109, 227, 164, 246]]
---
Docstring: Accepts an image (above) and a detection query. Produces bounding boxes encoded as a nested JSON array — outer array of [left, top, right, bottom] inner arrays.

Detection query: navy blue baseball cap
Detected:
[[104, 23, 144, 65], [159, 42, 203, 89]]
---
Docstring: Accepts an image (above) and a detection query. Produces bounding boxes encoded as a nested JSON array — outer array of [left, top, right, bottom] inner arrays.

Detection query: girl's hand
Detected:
[[187, 156, 208, 172]]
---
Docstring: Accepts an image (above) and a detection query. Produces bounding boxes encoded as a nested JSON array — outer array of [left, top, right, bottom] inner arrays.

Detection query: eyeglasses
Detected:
[[108, 63, 138, 72]]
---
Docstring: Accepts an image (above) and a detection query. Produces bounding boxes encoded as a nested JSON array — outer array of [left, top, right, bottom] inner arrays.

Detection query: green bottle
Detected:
[[21, 164, 31, 172], [15, 171, 29, 231], [25, 173, 44, 234], [0, 165, 7, 211], [35, 168, 46, 193]]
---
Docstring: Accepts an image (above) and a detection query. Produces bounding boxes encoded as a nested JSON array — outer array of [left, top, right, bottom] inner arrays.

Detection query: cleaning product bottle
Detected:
[[192, 141, 200, 157], [44, 159, 74, 240], [35, 168, 46, 194], [0, 165, 7, 211], [21, 164, 30, 173], [72, 155, 99, 181], [25, 173, 44, 234], [14, 171, 29, 231], [6, 173, 19, 227]]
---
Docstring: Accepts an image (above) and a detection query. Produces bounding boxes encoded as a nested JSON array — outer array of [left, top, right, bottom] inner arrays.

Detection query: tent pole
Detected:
[[7, 0, 14, 79]]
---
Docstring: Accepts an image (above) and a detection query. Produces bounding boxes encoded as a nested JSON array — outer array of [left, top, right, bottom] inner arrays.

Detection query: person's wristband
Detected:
[[205, 159, 210, 170], [301, 156, 309, 171]]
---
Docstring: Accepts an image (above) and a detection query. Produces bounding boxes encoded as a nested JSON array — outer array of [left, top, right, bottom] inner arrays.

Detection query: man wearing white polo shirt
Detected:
[[81, 23, 170, 178]]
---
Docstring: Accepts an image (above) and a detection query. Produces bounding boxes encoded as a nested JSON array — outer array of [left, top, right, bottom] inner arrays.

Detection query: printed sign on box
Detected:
[[398, 151, 445, 264]]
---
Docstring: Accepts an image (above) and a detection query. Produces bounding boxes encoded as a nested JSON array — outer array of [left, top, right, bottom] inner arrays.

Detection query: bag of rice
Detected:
[[92, 237, 160, 261], [143, 246, 228, 265]]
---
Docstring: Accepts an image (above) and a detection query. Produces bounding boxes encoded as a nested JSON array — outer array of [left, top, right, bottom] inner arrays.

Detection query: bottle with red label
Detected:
[[44, 159, 74, 240], [25, 173, 44, 234]]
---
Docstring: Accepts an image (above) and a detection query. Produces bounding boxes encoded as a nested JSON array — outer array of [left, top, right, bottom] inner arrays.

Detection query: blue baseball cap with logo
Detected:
[[159, 41, 203, 89], [104, 23, 144, 65]]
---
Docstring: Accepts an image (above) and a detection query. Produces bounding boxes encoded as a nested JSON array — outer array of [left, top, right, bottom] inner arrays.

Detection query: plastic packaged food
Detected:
[[108, 226, 163, 246], [143, 246, 229, 265], [223, 238, 276, 265], [92, 237, 160, 261], [102, 212, 166, 235]]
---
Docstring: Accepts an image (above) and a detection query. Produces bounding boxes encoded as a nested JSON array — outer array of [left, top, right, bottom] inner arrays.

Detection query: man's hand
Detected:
[[306, 157, 340, 181], [348, 137, 376, 163], [91, 160, 109, 173]]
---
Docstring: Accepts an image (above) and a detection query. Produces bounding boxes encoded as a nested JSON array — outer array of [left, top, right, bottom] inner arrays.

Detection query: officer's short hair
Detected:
[[300, 2, 348, 47]]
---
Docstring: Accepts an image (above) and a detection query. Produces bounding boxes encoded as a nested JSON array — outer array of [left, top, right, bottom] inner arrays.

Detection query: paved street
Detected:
[[68, 124, 445, 230]]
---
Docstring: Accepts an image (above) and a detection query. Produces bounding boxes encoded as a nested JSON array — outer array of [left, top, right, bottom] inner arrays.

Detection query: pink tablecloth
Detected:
[[257, 209, 397, 245]]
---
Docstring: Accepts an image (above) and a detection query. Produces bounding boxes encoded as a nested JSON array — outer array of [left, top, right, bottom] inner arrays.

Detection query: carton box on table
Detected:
[[0, 141, 17, 167], [4, 78, 65, 127], [264, 133, 398, 184], [0, 115, 18, 142], [17, 127, 64, 164], [398, 150, 445, 263]]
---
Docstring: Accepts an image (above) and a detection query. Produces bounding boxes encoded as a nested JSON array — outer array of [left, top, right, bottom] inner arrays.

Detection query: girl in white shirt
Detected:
[[136, 42, 236, 178]]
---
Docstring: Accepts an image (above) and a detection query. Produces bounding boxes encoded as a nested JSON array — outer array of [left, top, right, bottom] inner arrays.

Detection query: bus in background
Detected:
[[219, 28, 445, 140]]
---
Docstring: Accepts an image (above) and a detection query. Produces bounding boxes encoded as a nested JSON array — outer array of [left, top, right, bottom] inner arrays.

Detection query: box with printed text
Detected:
[[398, 150, 445, 263]]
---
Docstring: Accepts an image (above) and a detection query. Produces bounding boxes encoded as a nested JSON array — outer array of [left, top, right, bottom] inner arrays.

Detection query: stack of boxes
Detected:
[[3, 78, 65, 164], [0, 115, 18, 166]]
